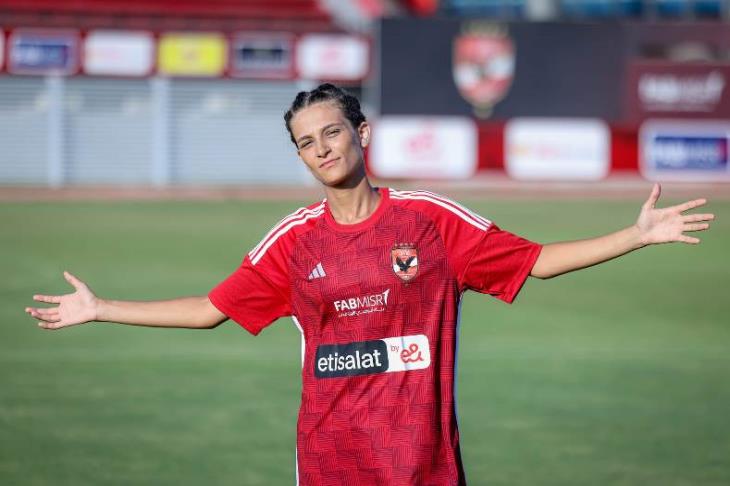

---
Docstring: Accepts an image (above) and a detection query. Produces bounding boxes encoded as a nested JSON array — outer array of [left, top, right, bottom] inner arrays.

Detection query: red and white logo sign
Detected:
[[84, 30, 154, 76], [391, 243, 418, 282], [383, 334, 431, 372], [296, 34, 369, 81], [453, 26, 514, 117], [370, 116, 477, 179]]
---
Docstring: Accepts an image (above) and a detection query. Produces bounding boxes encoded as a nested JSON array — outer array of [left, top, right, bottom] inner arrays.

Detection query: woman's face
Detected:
[[289, 101, 370, 187]]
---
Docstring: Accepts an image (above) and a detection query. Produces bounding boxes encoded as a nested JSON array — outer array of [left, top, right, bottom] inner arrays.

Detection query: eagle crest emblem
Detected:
[[391, 243, 418, 282], [452, 23, 515, 118]]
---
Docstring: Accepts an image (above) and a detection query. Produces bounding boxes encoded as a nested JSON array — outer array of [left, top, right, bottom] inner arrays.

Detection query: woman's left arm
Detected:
[[530, 184, 715, 279]]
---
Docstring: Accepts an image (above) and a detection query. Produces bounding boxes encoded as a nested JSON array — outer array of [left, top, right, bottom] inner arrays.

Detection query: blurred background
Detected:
[[0, 0, 728, 189], [1, 1, 729, 485]]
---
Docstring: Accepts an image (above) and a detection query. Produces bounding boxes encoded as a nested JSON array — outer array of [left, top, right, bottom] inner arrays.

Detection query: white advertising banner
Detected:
[[84, 31, 154, 76], [296, 34, 369, 81], [639, 119, 730, 182], [370, 116, 477, 179], [505, 118, 610, 180]]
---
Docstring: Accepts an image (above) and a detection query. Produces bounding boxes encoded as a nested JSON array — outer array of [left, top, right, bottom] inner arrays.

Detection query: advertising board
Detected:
[[369, 116, 477, 179], [84, 31, 154, 76], [158, 32, 227, 77], [379, 18, 623, 119], [639, 119, 730, 182], [230, 33, 294, 79], [296, 34, 369, 81], [625, 61, 730, 122], [505, 118, 610, 180], [9, 29, 79, 75]]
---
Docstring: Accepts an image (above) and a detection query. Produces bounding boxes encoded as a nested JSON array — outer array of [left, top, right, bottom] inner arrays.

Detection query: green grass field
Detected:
[[1, 196, 729, 485]]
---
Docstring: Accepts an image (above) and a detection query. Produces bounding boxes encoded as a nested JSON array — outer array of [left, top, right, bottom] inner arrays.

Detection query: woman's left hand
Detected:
[[635, 183, 715, 246]]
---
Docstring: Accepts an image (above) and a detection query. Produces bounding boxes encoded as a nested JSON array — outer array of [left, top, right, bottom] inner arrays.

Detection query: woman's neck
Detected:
[[324, 176, 381, 225]]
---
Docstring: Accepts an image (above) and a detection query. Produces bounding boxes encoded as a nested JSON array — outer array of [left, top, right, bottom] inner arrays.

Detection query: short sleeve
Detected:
[[461, 224, 542, 303], [208, 255, 292, 335]]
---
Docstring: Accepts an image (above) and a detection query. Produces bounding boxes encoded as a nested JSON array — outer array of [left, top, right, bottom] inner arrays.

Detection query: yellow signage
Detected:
[[158, 33, 227, 76]]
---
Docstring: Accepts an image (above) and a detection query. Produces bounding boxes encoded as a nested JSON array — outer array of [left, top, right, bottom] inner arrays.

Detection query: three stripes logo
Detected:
[[308, 262, 326, 280]]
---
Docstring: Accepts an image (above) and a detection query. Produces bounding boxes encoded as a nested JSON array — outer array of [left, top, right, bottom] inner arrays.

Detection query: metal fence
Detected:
[[0, 76, 311, 186]]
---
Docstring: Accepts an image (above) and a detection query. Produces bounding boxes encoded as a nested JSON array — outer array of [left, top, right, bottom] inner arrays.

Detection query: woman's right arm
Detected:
[[25, 271, 227, 330]]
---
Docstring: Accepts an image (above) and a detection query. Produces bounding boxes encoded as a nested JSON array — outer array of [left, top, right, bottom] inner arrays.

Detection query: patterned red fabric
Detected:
[[209, 188, 542, 485]]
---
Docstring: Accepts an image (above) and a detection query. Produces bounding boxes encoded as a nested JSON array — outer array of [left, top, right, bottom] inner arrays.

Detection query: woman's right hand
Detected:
[[25, 271, 99, 330]]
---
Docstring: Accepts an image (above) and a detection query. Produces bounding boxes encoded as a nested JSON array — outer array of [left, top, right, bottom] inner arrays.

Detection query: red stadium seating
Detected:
[[0, 0, 332, 30]]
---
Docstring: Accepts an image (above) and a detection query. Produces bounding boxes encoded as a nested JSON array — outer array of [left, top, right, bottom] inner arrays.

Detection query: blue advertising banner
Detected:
[[652, 136, 727, 171], [9, 30, 79, 75], [230, 33, 295, 79], [640, 120, 730, 182]]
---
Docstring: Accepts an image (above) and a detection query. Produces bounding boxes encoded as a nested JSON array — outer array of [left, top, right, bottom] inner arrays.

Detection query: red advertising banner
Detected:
[[625, 61, 730, 122]]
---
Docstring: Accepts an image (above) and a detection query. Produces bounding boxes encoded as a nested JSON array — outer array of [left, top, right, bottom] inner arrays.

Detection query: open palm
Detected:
[[636, 183, 714, 246], [25, 271, 98, 330]]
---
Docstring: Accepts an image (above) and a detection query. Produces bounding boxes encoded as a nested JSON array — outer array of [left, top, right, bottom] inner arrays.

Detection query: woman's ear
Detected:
[[358, 122, 371, 148]]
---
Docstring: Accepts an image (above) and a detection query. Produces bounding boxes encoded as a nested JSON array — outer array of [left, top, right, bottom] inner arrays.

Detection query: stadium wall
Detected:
[[374, 18, 730, 183]]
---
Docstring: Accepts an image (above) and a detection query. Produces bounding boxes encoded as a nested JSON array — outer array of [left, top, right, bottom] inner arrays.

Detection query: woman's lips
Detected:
[[319, 158, 339, 169]]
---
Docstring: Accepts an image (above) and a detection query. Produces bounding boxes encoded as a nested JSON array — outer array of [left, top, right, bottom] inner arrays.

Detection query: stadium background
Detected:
[[1, 1, 729, 484]]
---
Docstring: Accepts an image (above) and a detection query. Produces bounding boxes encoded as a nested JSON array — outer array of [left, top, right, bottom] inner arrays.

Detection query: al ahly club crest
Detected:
[[452, 22, 515, 119], [391, 243, 418, 282]]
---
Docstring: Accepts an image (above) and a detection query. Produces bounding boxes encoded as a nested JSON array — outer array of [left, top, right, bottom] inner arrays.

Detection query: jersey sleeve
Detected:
[[418, 193, 542, 303], [460, 224, 542, 303], [208, 237, 292, 335]]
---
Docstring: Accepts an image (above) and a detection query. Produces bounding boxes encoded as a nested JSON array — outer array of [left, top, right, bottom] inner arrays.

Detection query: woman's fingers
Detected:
[[682, 213, 715, 223], [672, 198, 708, 213], [63, 271, 86, 291], [37, 320, 63, 330], [678, 235, 700, 244], [683, 223, 710, 232], [26, 308, 60, 322], [33, 294, 61, 304], [644, 183, 661, 209]]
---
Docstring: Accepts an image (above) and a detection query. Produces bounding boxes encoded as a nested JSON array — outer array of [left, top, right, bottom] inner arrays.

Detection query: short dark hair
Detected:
[[284, 83, 366, 145]]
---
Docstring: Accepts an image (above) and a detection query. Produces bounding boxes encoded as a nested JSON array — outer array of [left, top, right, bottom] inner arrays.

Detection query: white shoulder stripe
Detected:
[[390, 190, 491, 231], [250, 208, 325, 265], [392, 189, 491, 227], [391, 193, 488, 231], [406, 190, 491, 227], [248, 206, 309, 257], [248, 202, 325, 258]]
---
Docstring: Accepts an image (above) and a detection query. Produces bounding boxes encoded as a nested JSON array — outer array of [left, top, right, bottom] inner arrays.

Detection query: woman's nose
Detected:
[[315, 141, 331, 157]]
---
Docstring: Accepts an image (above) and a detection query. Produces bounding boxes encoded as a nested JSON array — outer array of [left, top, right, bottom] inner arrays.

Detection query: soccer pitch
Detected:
[[1, 197, 729, 485]]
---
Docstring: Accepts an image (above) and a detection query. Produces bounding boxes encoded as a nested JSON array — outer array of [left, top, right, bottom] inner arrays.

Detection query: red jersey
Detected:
[[209, 188, 542, 485]]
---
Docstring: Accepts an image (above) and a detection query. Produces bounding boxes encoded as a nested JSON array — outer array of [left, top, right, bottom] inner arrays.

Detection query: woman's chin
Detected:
[[318, 169, 351, 188]]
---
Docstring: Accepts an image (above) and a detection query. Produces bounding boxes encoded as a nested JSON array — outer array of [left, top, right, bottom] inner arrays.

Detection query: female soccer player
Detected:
[[26, 84, 713, 485]]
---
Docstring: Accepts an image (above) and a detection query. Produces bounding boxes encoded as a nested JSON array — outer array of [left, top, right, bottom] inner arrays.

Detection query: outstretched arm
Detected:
[[530, 184, 715, 279], [25, 271, 227, 330]]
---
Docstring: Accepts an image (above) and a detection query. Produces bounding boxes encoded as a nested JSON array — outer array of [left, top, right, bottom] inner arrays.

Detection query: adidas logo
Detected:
[[308, 262, 326, 280]]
